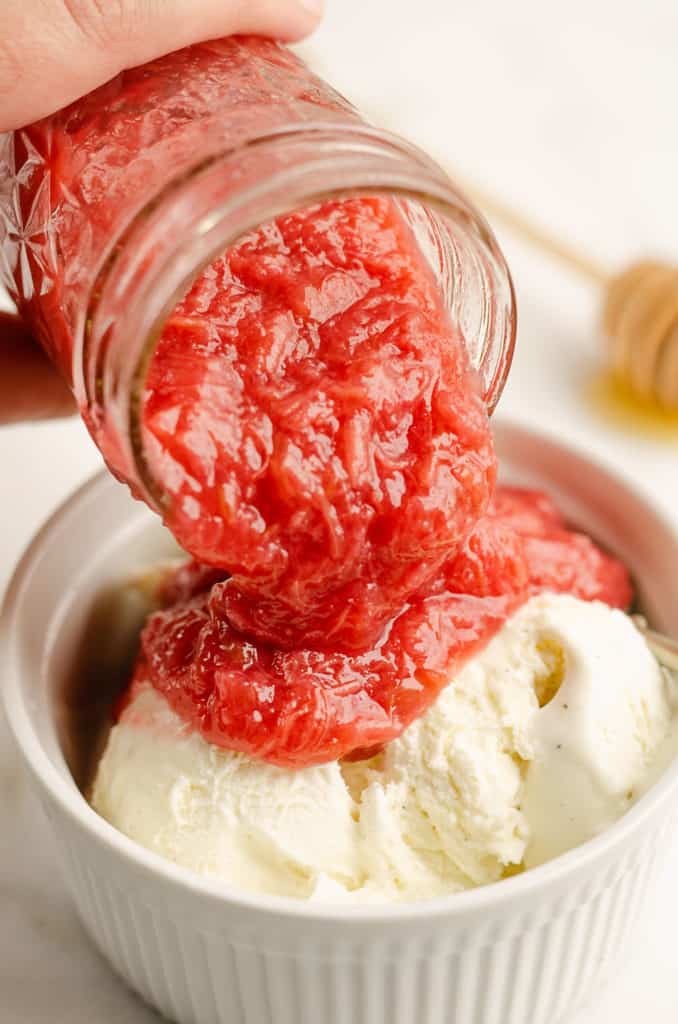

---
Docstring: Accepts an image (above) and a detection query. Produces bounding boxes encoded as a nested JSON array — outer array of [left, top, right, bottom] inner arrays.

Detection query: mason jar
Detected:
[[0, 35, 515, 514]]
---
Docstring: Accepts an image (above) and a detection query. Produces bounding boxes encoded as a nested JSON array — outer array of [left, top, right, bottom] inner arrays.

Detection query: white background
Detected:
[[2, 1, 678, 1020]]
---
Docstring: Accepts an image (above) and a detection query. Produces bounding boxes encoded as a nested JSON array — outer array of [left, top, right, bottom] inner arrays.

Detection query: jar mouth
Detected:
[[81, 123, 516, 513]]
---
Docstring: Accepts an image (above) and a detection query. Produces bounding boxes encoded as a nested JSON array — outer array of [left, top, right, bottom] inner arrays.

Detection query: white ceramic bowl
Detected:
[[4, 422, 678, 1024]]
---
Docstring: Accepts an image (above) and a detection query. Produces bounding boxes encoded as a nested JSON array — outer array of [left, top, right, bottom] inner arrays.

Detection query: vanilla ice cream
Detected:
[[91, 594, 675, 902]]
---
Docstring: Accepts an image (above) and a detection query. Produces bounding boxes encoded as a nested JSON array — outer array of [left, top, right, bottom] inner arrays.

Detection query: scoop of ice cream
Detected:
[[520, 596, 672, 867], [91, 680, 361, 899], [340, 594, 671, 897], [91, 594, 673, 901]]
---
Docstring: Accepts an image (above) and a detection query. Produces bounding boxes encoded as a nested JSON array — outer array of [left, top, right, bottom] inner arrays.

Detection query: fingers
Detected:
[[1, 0, 324, 131], [0, 314, 75, 424]]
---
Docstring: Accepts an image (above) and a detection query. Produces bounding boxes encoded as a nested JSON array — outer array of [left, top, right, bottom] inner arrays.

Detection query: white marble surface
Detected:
[[2, 0, 678, 1020]]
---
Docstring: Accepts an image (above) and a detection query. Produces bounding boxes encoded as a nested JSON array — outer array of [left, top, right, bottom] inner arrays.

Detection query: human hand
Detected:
[[0, 0, 323, 424], [1, 0, 322, 131]]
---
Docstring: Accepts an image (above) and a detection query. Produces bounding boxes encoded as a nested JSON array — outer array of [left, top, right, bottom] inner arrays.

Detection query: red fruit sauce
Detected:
[[142, 196, 495, 653], [129, 196, 632, 768], [136, 490, 630, 768]]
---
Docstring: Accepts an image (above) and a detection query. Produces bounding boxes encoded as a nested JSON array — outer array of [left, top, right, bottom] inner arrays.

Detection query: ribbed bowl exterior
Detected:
[[40, 780, 675, 1024]]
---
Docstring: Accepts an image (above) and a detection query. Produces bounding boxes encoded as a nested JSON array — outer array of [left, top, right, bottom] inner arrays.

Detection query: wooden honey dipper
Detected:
[[464, 182, 678, 408]]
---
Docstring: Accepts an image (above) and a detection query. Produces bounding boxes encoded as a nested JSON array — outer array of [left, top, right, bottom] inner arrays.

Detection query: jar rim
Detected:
[[81, 122, 516, 512]]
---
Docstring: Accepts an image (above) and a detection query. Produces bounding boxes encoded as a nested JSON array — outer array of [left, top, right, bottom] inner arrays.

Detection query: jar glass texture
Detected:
[[0, 36, 515, 510]]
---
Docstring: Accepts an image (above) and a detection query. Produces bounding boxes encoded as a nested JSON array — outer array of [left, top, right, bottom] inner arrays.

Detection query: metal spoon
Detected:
[[632, 615, 678, 673]]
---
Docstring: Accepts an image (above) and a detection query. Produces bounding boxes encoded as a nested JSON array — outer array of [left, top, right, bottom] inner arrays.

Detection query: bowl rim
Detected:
[[4, 421, 678, 925]]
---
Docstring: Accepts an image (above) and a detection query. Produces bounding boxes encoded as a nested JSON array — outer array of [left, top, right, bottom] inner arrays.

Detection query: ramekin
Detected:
[[4, 421, 678, 1024]]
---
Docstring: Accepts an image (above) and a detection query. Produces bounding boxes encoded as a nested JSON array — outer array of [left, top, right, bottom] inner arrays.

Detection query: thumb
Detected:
[[1, 0, 324, 131]]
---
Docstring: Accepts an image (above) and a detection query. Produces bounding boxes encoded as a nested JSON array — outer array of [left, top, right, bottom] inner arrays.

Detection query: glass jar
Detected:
[[0, 35, 515, 513]]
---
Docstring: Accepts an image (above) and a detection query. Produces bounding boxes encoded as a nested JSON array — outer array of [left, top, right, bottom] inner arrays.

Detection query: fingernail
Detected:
[[298, 0, 324, 19]]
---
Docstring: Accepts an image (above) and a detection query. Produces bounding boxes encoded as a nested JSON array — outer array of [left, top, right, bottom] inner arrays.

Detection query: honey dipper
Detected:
[[464, 182, 678, 408]]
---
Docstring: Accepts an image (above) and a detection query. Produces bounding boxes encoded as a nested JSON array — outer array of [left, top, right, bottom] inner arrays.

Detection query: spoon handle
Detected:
[[632, 615, 678, 673]]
